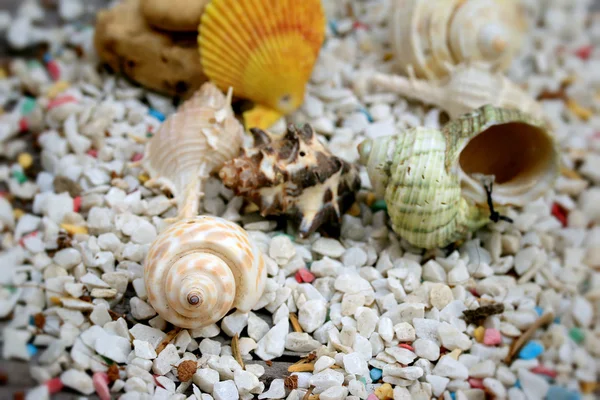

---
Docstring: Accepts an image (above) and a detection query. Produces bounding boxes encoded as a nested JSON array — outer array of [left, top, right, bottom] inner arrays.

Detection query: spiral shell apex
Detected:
[[144, 216, 267, 329]]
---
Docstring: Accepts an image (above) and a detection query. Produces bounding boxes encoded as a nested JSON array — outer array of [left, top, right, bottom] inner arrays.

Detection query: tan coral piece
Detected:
[[135, 82, 244, 221], [141, 0, 210, 32], [144, 216, 266, 329], [371, 63, 547, 122], [94, 0, 207, 98], [391, 0, 527, 79]]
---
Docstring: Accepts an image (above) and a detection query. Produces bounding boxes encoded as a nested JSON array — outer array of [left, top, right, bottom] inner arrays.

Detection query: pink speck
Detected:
[[295, 268, 315, 283], [47, 95, 77, 110], [131, 153, 143, 162], [46, 377, 64, 394], [398, 343, 414, 351], [551, 203, 568, 227], [575, 45, 593, 60], [19, 231, 38, 247], [87, 149, 98, 158], [483, 328, 502, 346], [19, 117, 28, 132], [468, 378, 485, 389], [93, 372, 111, 400], [468, 288, 479, 297], [531, 365, 557, 379], [154, 375, 164, 388], [73, 196, 81, 213], [367, 395, 378, 400], [353, 21, 369, 30], [47, 60, 61, 80]]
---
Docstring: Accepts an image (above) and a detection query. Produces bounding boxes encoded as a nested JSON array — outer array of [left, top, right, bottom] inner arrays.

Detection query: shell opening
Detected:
[[458, 122, 557, 204], [187, 293, 202, 306]]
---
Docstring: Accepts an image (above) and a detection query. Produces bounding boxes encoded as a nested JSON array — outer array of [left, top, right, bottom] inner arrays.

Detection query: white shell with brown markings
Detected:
[[144, 215, 267, 329]]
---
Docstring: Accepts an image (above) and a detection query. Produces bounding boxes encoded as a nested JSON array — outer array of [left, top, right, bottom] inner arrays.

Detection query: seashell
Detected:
[[219, 123, 361, 238], [358, 105, 559, 249], [391, 0, 527, 79], [144, 215, 267, 329], [371, 63, 547, 122], [133, 82, 244, 221], [197, 0, 326, 131]]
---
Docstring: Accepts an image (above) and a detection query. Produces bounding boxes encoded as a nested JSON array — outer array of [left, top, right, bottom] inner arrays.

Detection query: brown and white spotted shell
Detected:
[[144, 215, 266, 329], [219, 124, 361, 238]]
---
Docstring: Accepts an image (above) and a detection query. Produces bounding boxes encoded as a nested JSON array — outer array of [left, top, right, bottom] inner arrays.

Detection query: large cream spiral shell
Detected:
[[144, 216, 267, 329]]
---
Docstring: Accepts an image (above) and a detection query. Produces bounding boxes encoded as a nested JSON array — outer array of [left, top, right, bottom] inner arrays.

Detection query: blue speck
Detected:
[[519, 340, 544, 360], [359, 108, 374, 123], [535, 306, 544, 316], [27, 343, 38, 356], [546, 385, 581, 400], [328, 20, 338, 35], [515, 380, 521, 389], [449, 393, 456, 400], [148, 109, 165, 122], [43, 53, 53, 64], [29, 315, 35, 325], [554, 316, 561, 324], [370, 368, 382, 381]]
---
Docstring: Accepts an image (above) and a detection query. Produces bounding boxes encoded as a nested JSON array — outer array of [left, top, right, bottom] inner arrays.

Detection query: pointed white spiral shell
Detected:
[[144, 216, 267, 329]]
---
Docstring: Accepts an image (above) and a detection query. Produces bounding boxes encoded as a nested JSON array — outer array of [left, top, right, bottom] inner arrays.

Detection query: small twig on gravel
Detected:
[[231, 334, 245, 370], [289, 313, 303, 333], [156, 327, 182, 355], [505, 312, 555, 364], [302, 385, 315, 400]]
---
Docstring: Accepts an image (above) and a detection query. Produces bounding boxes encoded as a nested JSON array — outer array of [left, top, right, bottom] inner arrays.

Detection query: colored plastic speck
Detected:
[[73, 196, 82, 213], [551, 203, 568, 227], [535, 306, 544, 316], [574, 45, 592, 60], [46, 60, 61, 81], [398, 343, 414, 351], [86, 149, 98, 158], [92, 372, 111, 400], [27, 343, 38, 356], [371, 199, 387, 212], [569, 327, 585, 344], [531, 365, 557, 379], [370, 367, 382, 381], [359, 108, 374, 123], [47, 95, 77, 110], [131, 153, 144, 162], [518, 341, 544, 360], [21, 97, 36, 115], [45, 377, 64, 394], [42, 53, 53, 64], [19, 117, 28, 132], [353, 21, 369, 30], [148, 108, 166, 122], [295, 269, 315, 283], [468, 378, 484, 389], [13, 170, 27, 184], [449, 392, 456, 400], [17, 153, 33, 170], [328, 20, 338, 35], [546, 385, 582, 400], [474, 326, 485, 343], [514, 380, 521, 389], [146, 132, 154, 138], [274, 233, 295, 242]]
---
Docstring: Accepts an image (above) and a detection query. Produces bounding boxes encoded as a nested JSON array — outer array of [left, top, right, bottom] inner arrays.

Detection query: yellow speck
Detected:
[[13, 209, 25, 220], [375, 383, 394, 400], [60, 223, 88, 235], [46, 80, 70, 99], [365, 192, 376, 207], [347, 202, 361, 217], [580, 381, 596, 394], [448, 349, 462, 360], [560, 165, 583, 180], [50, 296, 62, 305], [383, 52, 394, 62], [17, 153, 33, 169], [562, 74, 577, 86], [474, 326, 485, 343], [138, 173, 149, 184], [243, 202, 260, 214], [566, 98, 593, 121], [0, 68, 6, 80]]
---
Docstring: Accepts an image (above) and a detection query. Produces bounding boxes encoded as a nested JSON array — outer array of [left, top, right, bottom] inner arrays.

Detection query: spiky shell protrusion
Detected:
[[371, 63, 547, 122], [219, 123, 361, 238], [358, 105, 559, 249], [138, 82, 244, 220], [144, 216, 266, 329], [391, 0, 526, 80], [198, 0, 326, 125]]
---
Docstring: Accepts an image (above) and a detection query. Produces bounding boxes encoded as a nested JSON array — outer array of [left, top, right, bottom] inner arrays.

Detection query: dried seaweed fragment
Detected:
[[462, 303, 505, 325], [219, 123, 361, 238]]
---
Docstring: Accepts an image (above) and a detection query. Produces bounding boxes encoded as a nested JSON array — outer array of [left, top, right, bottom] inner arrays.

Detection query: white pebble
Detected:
[[152, 344, 180, 375], [60, 369, 94, 395], [213, 380, 239, 400], [134, 339, 157, 360], [312, 238, 346, 258]]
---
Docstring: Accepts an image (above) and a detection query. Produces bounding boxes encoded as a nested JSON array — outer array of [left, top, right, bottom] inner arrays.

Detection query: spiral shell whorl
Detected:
[[144, 216, 266, 329]]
